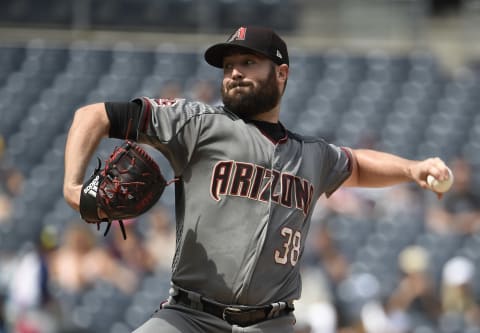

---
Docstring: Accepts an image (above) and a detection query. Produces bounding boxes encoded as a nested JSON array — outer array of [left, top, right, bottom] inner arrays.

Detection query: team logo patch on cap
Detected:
[[228, 27, 247, 42]]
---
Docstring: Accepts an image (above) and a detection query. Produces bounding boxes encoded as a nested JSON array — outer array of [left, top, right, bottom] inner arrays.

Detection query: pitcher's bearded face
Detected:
[[221, 54, 281, 118]]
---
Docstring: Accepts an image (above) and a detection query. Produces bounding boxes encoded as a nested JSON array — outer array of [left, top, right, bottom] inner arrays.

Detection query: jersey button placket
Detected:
[[274, 145, 281, 169]]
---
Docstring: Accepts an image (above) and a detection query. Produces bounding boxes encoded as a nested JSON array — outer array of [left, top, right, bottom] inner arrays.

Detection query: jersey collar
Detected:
[[248, 119, 288, 145], [223, 106, 289, 144]]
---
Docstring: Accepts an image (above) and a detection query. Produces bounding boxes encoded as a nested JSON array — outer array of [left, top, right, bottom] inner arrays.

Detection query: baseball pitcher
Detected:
[[63, 26, 452, 333]]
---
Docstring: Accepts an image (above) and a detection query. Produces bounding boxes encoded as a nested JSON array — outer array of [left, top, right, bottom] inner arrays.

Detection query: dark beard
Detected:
[[222, 67, 280, 119]]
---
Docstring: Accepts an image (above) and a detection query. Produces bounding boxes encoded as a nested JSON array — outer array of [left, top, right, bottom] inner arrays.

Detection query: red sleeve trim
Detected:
[[140, 97, 152, 132], [340, 147, 353, 173]]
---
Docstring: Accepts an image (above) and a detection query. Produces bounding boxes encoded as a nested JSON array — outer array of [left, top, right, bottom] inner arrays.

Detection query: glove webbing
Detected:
[[100, 176, 178, 240]]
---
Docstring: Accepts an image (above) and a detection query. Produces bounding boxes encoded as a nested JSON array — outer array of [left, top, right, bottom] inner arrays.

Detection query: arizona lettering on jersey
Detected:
[[210, 160, 314, 215]]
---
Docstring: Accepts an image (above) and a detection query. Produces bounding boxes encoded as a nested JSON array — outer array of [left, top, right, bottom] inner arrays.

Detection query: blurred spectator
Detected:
[[49, 224, 95, 293], [300, 220, 351, 332], [426, 157, 480, 235], [0, 165, 23, 225], [106, 220, 156, 275], [4, 167, 24, 197], [0, 136, 4, 160], [360, 301, 396, 333], [0, 163, 23, 226], [314, 187, 375, 221], [189, 79, 221, 105], [13, 310, 58, 333], [309, 224, 350, 286], [0, 194, 12, 225], [440, 256, 480, 328], [5, 229, 60, 333], [8, 245, 50, 309], [336, 273, 383, 333], [295, 264, 337, 333], [49, 223, 138, 295], [0, 165, 24, 197], [373, 184, 425, 222], [143, 205, 176, 272], [158, 80, 183, 99], [386, 245, 441, 332]]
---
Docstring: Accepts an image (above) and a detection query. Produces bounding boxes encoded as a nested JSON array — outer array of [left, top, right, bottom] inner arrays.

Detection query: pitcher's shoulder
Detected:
[[287, 130, 331, 145], [133, 97, 236, 122]]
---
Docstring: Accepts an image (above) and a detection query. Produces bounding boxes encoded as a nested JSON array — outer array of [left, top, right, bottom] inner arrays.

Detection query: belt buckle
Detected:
[[223, 306, 255, 326], [222, 306, 242, 322], [222, 306, 266, 327]]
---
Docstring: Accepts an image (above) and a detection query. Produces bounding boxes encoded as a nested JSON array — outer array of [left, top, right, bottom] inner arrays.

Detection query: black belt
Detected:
[[172, 289, 293, 327]]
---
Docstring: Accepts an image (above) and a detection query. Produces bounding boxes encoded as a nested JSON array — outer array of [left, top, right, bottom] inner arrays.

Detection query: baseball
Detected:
[[427, 168, 454, 193]]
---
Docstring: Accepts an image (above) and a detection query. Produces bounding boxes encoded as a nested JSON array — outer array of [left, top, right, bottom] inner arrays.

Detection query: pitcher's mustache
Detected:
[[228, 81, 251, 90]]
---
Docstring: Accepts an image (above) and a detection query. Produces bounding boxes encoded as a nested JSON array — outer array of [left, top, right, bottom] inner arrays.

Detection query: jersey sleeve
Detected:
[[323, 144, 353, 197], [133, 97, 207, 175]]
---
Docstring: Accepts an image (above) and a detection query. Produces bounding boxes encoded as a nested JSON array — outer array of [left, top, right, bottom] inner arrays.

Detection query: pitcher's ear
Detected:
[[278, 64, 289, 80]]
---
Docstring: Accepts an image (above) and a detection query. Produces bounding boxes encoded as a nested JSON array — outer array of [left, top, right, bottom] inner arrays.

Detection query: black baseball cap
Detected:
[[204, 26, 289, 68]]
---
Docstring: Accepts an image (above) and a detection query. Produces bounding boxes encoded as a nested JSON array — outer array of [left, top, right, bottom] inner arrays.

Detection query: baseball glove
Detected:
[[79, 140, 166, 239]]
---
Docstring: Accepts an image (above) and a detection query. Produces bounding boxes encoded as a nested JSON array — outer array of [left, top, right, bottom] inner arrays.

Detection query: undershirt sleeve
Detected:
[[104, 101, 142, 140]]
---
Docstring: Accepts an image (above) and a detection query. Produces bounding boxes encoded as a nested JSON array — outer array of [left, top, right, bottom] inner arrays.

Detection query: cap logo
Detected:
[[276, 50, 283, 59], [228, 27, 247, 42]]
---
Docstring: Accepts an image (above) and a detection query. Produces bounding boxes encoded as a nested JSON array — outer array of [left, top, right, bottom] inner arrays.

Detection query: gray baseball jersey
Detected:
[[134, 97, 351, 306]]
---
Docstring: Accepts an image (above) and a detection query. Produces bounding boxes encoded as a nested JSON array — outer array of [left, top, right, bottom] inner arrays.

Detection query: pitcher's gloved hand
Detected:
[[80, 140, 166, 239]]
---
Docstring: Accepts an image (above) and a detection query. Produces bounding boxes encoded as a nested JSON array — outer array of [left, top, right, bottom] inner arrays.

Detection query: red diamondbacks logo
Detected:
[[229, 27, 247, 42]]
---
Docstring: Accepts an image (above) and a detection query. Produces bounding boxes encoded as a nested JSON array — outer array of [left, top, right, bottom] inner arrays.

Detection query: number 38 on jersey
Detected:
[[274, 227, 302, 267]]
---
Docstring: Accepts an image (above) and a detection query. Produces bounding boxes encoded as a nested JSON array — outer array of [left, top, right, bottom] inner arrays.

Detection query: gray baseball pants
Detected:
[[132, 304, 296, 333]]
